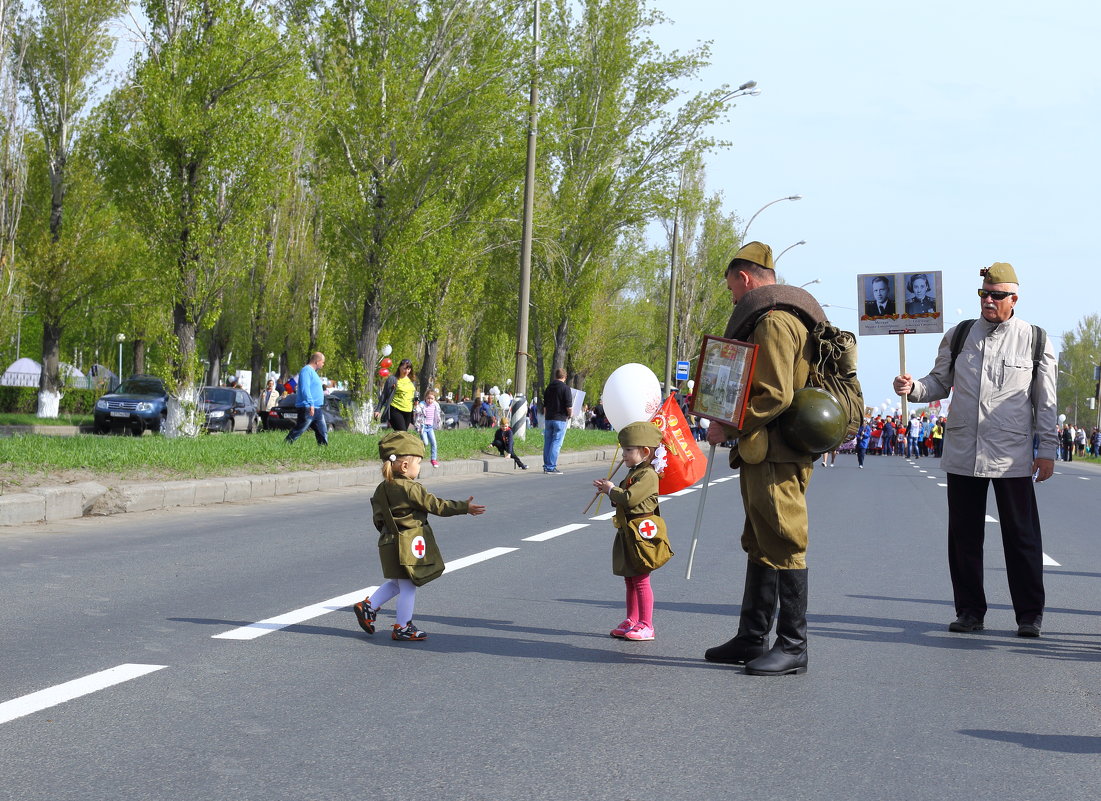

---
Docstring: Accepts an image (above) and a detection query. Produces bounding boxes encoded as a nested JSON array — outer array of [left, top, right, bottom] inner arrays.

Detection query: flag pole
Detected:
[[684, 443, 717, 580]]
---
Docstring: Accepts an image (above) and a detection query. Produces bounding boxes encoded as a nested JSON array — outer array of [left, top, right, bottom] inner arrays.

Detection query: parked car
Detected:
[[439, 402, 471, 429], [262, 392, 350, 432], [93, 375, 170, 435], [199, 386, 258, 433]]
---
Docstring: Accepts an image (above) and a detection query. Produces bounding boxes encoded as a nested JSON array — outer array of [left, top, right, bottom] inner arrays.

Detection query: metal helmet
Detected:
[[778, 387, 847, 455]]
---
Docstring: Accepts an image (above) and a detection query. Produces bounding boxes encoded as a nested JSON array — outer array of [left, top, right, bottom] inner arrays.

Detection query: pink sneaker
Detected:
[[610, 619, 635, 638], [431, 459, 439, 468], [624, 623, 655, 641]]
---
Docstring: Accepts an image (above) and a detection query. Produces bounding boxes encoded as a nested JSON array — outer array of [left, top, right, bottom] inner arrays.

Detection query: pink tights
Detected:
[[624, 574, 654, 627]]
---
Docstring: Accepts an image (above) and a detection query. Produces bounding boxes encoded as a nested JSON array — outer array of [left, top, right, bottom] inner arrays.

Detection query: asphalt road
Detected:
[[2, 452, 1099, 801]]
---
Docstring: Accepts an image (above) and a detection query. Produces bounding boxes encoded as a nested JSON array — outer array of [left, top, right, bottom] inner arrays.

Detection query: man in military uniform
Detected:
[[704, 241, 827, 676], [894, 262, 1056, 637]]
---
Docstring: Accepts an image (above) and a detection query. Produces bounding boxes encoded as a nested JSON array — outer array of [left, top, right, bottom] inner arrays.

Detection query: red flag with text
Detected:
[[651, 395, 707, 494]]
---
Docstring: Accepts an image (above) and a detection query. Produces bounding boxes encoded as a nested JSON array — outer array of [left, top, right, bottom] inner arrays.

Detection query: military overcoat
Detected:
[[371, 478, 470, 581]]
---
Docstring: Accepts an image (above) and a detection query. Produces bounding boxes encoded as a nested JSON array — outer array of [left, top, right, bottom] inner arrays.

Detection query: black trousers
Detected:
[[945, 473, 1045, 625]]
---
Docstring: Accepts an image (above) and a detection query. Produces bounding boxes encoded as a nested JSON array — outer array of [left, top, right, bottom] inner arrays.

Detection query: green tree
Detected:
[[12, 0, 122, 415], [535, 0, 733, 378], [93, 0, 304, 404], [305, 0, 525, 397], [1057, 313, 1101, 430], [0, 0, 27, 350]]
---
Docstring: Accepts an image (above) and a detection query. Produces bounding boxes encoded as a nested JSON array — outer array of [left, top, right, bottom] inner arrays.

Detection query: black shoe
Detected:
[[544, 468, 563, 474], [705, 560, 778, 665], [744, 568, 808, 676], [353, 599, 377, 635], [392, 623, 427, 641], [1016, 620, 1041, 638], [948, 614, 984, 633]]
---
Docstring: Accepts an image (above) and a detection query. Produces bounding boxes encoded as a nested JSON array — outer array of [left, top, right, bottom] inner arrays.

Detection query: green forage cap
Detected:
[[733, 241, 775, 271], [618, 420, 663, 448], [981, 262, 1019, 285], [379, 431, 425, 461]]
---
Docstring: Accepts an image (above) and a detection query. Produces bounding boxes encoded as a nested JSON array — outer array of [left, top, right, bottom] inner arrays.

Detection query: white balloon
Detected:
[[1058, 413, 1066, 424], [498, 392, 512, 409], [601, 363, 663, 430], [381, 344, 393, 357], [462, 373, 474, 383], [489, 385, 500, 397]]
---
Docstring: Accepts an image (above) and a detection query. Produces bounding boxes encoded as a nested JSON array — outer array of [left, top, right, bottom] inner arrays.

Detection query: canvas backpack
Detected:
[[806, 319, 864, 440]]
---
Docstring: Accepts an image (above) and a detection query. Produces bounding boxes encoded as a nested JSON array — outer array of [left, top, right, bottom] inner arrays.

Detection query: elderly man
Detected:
[[894, 263, 1056, 637]]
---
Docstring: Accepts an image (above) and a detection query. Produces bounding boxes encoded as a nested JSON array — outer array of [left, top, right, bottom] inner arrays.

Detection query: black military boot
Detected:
[[745, 568, 808, 676], [704, 560, 779, 664]]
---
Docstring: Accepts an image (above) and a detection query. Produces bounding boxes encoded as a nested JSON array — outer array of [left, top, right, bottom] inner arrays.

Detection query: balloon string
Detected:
[[583, 445, 621, 515]]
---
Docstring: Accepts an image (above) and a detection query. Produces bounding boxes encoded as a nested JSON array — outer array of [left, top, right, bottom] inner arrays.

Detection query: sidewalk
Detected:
[[0, 447, 619, 527]]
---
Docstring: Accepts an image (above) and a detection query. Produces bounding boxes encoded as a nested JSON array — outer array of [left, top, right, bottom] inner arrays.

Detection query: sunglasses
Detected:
[[977, 289, 1015, 301]]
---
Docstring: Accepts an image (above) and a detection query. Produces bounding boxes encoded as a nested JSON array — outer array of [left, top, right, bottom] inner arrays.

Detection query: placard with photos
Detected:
[[688, 335, 759, 430]]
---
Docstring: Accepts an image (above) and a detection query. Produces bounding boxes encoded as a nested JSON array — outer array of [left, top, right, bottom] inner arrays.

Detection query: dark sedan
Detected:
[[199, 387, 259, 433], [93, 375, 169, 435], [262, 392, 351, 432]]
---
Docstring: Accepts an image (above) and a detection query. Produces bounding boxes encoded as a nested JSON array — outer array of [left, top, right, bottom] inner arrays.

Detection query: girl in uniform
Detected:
[[353, 431, 485, 641], [592, 421, 672, 641]]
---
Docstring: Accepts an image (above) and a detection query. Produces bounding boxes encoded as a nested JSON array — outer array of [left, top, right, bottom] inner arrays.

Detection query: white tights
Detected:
[[371, 578, 417, 627]]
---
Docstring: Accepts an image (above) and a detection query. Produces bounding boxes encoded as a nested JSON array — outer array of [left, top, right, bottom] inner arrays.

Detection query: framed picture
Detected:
[[688, 335, 759, 430]]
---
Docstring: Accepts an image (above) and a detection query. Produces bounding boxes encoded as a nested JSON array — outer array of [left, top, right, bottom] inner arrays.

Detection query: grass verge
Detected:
[[0, 413, 93, 426], [0, 427, 618, 487]]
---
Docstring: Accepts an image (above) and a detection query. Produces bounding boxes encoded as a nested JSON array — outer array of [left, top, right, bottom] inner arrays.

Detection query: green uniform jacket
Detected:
[[608, 463, 664, 577], [723, 308, 814, 466], [371, 478, 470, 580]]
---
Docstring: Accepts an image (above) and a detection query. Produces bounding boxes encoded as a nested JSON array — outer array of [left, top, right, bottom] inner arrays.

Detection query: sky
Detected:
[[647, 0, 1101, 414]]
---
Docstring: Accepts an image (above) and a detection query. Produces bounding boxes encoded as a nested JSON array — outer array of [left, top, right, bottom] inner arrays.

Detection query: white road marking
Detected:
[[661, 488, 696, 498], [1078, 476, 1090, 481], [443, 547, 518, 570], [0, 664, 166, 725], [523, 523, 588, 542], [589, 511, 616, 521], [981, 514, 1061, 566], [214, 587, 380, 640], [938, 483, 947, 487], [215, 548, 520, 641], [712, 475, 737, 483]]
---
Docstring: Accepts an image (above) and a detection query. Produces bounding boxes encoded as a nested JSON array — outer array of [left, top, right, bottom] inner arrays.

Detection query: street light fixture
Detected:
[[777, 240, 807, 264], [798, 278, 820, 289], [742, 195, 802, 240], [116, 333, 125, 382]]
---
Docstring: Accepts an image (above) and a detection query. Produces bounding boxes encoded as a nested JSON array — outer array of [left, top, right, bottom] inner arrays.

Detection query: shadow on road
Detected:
[[959, 729, 1101, 754]]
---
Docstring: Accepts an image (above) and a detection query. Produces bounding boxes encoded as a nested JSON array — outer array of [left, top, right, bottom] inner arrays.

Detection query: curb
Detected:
[[0, 447, 620, 527]]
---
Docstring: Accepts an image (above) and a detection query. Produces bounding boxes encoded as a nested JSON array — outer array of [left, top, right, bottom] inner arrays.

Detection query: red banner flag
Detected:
[[651, 395, 707, 495]]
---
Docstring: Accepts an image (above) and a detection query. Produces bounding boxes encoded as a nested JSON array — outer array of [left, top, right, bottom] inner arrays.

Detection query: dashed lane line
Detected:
[[523, 524, 589, 542], [213, 547, 519, 640], [985, 514, 1061, 566], [213, 478, 741, 642], [0, 664, 166, 726]]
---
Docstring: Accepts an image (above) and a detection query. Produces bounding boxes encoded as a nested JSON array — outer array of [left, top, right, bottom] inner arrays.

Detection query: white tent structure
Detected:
[[1, 357, 41, 387]]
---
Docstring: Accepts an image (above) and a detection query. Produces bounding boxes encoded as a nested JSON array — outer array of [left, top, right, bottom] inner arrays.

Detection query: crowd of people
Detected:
[[1058, 423, 1101, 461]]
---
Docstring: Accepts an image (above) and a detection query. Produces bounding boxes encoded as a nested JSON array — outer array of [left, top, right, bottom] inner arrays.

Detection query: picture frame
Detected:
[[688, 335, 759, 430]]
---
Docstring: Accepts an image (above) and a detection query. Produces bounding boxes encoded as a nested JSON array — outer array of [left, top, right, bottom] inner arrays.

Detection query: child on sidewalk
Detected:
[[353, 431, 486, 641], [592, 421, 673, 641]]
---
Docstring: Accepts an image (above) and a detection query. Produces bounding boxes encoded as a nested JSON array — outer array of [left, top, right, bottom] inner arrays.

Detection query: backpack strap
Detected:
[[950, 318, 1046, 382], [948, 319, 977, 377]]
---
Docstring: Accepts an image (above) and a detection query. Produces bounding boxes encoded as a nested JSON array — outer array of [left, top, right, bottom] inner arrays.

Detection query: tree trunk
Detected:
[[36, 318, 62, 417], [552, 317, 569, 374], [173, 301, 198, 388], [356, 284, 383, 398], [420, 336, 439, 396], [132, 339, 146, 374]]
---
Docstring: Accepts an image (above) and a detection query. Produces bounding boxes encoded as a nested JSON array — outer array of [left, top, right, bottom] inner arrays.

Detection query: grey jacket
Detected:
[[907, 315, 1057, 478]]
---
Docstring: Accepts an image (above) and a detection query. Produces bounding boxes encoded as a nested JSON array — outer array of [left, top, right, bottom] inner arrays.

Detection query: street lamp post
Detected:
[[116, 333, 126, 382], [798, 278, 820, 289], [742, 195, 802, 241], [777, 240, 807, 264], [664, 82, 762, 394]]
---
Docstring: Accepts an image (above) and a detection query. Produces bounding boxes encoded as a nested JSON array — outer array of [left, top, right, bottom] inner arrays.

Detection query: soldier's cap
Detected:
[[731, 241, 775, 271], [617, 420, 663, 449], [379, 431, 425, 461], [980, 262, 1019, 286]]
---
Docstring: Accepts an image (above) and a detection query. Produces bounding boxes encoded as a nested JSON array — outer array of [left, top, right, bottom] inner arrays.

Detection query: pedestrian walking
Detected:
[[284, 352, 328, 446], [352, 432, 486, 641]]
